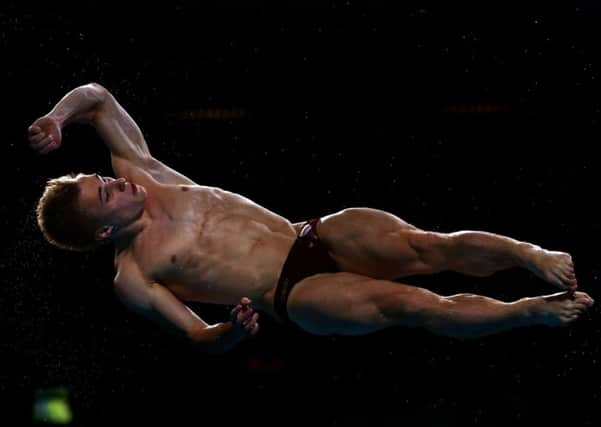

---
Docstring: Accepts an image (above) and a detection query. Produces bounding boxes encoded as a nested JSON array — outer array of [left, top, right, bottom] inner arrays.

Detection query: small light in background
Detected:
[[33, 387, 73, 425]]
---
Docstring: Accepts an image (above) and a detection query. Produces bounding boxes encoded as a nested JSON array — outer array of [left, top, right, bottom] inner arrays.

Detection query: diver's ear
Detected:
[[95, 225, 115, 241]]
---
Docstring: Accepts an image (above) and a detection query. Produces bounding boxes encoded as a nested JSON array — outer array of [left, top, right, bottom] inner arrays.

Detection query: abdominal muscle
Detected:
[[134, 186, 299, 312], [160, 230, 296, 310]]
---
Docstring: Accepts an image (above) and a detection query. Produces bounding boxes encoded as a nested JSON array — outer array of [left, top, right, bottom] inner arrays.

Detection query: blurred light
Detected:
[[33, 387, 72, 425]]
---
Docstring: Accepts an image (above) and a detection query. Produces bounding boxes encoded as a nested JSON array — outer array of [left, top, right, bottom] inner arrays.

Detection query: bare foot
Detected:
[[524, 247, 578, 290], [529, 291, 594, 327]]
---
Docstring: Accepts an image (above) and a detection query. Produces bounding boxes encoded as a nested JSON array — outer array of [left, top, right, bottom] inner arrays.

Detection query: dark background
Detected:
[[2, 1, 601, 425]]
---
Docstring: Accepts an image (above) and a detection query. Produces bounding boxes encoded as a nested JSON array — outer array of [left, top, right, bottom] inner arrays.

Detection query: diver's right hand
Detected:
[[230, 297, 260, 337], [27, 116, 62, 155]]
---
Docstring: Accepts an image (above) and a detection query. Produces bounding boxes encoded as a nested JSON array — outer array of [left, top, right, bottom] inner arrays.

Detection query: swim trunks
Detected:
[[273, 218, 340, 325]]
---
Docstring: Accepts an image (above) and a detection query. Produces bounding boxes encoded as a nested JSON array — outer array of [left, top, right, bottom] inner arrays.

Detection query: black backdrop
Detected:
[[2, 2, 601, 426]]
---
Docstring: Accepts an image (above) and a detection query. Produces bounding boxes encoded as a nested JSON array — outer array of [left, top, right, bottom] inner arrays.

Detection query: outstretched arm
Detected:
[[115, 264, 259, 354], [27, 83, 196, 185]]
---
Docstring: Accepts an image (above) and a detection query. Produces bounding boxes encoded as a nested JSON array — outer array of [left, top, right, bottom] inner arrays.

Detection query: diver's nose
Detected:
[[115, 177, 127, 191]]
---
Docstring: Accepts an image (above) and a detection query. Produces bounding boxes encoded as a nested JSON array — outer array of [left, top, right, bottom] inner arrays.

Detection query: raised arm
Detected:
[[114, 264, 259, 354], [27, 83, 196, 185]]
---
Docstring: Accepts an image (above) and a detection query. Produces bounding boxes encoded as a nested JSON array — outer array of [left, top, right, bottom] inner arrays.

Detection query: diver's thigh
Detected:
[[286, 271, 399, 335]]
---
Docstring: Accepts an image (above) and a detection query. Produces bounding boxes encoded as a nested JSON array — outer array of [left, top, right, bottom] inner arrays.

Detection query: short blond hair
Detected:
[[36, 173, 102, 252]]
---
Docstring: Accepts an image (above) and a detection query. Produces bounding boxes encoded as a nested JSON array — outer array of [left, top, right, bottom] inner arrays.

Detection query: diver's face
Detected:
[[75, 174, 147, 233]]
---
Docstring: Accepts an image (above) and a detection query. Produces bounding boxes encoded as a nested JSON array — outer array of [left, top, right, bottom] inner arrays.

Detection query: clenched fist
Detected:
[[27, 116, 62, 155], [230, 297, 260, 336]]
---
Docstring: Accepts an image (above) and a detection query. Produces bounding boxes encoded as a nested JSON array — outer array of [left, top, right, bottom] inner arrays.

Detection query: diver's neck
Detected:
[[112, 192, 165, 251], [112, 210, 151, 252]]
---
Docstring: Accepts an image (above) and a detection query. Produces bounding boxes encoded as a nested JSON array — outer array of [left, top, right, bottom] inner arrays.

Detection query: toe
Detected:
[[556, 269, 577, 288], [575, 293, 593, 306], [553, 273, 572, 289]]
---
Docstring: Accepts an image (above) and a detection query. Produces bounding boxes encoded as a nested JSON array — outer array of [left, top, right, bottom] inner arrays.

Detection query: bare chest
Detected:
[[129, 191, 295, 304]]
